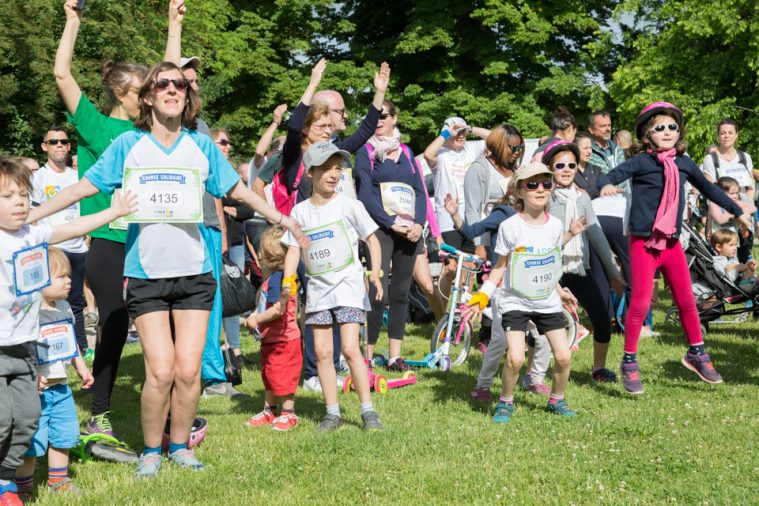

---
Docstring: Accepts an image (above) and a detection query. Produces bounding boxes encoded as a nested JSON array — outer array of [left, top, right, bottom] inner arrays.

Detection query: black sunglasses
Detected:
[[510, 143, 524, 154], [44, 139, 70, 146], [215, 139, 231, 147], [651, 123, 679, 133], [379, 113, 393, 120], [153, 78, 189, 92], [522, 179, 553, 191]]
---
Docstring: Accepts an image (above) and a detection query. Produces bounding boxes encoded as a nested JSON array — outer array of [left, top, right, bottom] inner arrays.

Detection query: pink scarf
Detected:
[[645, 148, 680, 251]]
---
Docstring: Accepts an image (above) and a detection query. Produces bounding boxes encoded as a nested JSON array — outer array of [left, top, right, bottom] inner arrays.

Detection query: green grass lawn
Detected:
[[28, 295, 759, 505]]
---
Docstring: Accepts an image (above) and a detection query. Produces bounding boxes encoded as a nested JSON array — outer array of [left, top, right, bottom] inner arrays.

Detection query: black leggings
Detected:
[[367, 228, 421, 345], [85, 238, 129, 416], [597, 215, 631, 309], [64, 251, 88, 353], [560, 249, 612, 344]]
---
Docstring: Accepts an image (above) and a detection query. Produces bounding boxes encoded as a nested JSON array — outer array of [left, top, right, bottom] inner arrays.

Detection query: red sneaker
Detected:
[[272, 413, 299, 432], [245, 410, 276, 427]]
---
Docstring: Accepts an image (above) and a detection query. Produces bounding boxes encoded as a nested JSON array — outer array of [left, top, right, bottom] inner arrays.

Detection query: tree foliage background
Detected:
[[1, 0, 757, 162]]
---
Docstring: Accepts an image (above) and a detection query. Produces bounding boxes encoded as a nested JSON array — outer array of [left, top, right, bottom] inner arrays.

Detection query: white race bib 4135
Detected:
[[303, 220, 354, 276], [510, 247, 562, 300], [122, 167, 203, 223], [12, 243, 51, 296]]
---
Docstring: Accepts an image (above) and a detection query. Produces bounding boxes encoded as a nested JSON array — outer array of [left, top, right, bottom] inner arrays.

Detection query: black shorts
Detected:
[[441, 229, 474, 254], [125, 273, 217, 318], [501, 310, 566, 334]]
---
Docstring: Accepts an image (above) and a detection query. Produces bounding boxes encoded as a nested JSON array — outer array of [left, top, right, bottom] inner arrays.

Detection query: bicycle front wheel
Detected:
[[430, 312, 472, 367]]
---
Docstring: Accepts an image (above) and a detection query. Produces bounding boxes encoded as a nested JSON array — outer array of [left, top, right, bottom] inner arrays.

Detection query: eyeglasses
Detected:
[[331, 108, 346, 118], [651, 123, 679, 133], [521, 179, 553, 191], [44, 139, 70, 146], [215, 139, 231, 147], [153, 78, 189, 92], [311, 122, 334, 132], [510, 143, 524, 154], [553, 162, 577, 170]]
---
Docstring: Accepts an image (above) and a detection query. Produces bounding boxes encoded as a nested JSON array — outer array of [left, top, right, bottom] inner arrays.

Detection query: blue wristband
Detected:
[[440, 130, 451, 140]]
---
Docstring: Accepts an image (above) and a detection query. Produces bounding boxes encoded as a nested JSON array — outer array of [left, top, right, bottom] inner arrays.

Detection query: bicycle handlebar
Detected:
[[439, 243, 484, 265]]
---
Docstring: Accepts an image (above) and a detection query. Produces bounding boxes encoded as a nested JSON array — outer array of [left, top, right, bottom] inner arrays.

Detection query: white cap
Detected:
[[443, 116, 469, 131], [180, 56, 200, 70], [303, 141, 350, 171]]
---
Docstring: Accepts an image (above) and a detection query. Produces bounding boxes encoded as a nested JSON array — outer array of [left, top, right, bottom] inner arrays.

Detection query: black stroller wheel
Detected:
[[665, 307, 679, 325]]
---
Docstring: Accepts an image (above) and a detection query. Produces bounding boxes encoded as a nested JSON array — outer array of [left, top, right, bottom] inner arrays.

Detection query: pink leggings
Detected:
[[625, 236, 703, 353]]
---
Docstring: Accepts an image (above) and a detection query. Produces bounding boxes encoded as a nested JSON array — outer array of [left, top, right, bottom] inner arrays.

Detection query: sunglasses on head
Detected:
[[521, 179, 553, 191], [553, 162, 577, 170], [510, 143, 524, 154], [651, 123, 680, 133], [153, 78, 189, 92], [44, 139, 70, 146], [215, 139, 231, 147]]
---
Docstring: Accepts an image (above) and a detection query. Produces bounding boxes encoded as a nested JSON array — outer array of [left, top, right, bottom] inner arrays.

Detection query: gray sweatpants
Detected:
[[0, 343, 40, 480], [475, 296, 552, 389]]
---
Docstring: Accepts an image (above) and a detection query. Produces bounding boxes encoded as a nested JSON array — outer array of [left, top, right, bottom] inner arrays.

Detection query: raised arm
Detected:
[[50, 190, 136, 244], [472, 127, 491, 140], [163, 0, 186, 66], [253, 104, 287, 168], [335, 63, 390, 154], [54, 0, 84, 115], [300, 58, 326, 107]]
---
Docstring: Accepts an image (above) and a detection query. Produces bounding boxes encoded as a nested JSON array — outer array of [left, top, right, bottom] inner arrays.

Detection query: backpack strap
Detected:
[[401, 144, 418, 174], [738, 150, 748, 169]]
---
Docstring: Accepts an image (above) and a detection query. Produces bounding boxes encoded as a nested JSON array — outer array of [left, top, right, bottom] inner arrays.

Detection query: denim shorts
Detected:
[[25, 383, 80, 456]]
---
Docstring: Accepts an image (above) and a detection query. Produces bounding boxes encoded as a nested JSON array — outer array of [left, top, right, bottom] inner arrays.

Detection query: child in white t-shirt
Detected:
[[14, 248, 93, 500], [0, 156, 133, 504], [281, 141, 384, 432], [466, 162, 586, 424], [710, 228, 759, 292]]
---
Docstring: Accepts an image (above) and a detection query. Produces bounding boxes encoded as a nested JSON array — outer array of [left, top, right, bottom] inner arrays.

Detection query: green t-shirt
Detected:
[[67, 94, 133, 243]]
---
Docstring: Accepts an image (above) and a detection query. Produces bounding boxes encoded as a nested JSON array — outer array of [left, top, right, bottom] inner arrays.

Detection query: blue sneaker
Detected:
[[493, 401, 514, 423], [168, 449, 205, 471], [546, 399, 576, 417], [134, 453, 162, 480]]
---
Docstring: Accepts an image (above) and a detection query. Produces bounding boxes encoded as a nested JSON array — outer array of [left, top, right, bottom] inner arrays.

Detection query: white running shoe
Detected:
[[303, 376, 322, 392]]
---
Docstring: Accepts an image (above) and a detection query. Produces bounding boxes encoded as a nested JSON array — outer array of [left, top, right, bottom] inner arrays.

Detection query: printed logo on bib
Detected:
[[36, 318, 79, 365], [335, 169, 357, 199], [380, 182, 416, 218], [303, 220, 354, 276], [510, 246, 562, 300], [12, 243, 51, 296], [122, 167, 203, 223]]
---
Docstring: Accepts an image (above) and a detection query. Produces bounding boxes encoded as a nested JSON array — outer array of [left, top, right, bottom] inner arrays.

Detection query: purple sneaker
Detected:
[[87, 412, 115, 437], [681, 352, 723, 384], [387, 357, 411, 372], [620, 361, 644, 395], [470, 387, 492, 403]]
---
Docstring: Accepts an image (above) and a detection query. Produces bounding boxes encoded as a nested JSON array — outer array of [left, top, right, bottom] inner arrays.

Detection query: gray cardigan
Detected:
[[463, 155, 510, 246], [549, 190, 621, 279]]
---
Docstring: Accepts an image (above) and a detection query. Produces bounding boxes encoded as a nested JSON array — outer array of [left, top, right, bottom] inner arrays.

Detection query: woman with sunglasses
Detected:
[[31, 61, 306, 478], [355, 100, 426, 370], [541, 141, 625, 385], [598, 102, 749, 394], [54, 0, 151, 438]]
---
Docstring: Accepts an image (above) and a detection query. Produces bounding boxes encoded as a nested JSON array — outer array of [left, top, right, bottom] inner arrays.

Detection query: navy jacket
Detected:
[[596, 152, 743, 238], [354, 145, 426, 229], [457, 204, 516, 263]]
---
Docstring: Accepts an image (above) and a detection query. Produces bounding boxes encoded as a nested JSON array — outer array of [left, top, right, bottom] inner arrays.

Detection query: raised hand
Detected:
[[374, 62, 391, 93], [273, 103, 288, 124], [444, 193, 459, 216], [310, 58, 328, 86], [169, 0, 186, 24], [63, 0, 81, 20], [569, 216, 588, 236]]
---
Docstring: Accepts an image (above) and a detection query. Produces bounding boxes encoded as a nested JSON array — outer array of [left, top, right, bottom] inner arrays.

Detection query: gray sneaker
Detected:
[[361, 410, 384, 432], [134, 453, 162, 480], [168, 448, 205, 471], [202, 382, 243, 399], [316, 414, 344, 433]]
